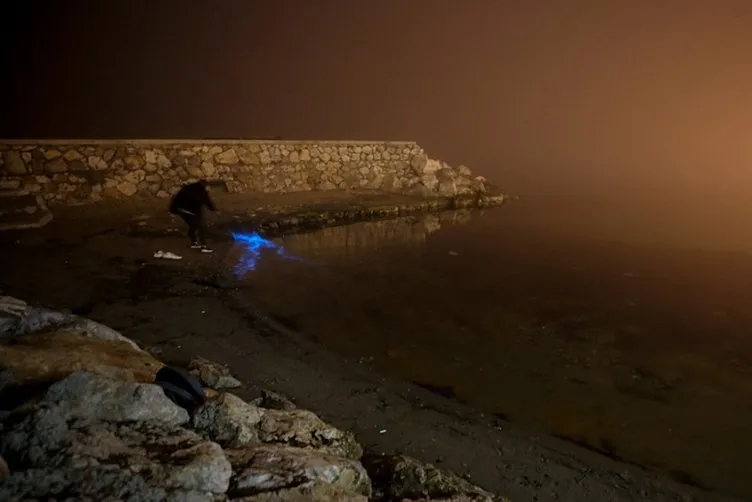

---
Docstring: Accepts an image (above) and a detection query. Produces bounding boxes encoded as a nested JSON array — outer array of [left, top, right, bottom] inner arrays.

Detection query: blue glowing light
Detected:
[[231, 231, 300, 276]]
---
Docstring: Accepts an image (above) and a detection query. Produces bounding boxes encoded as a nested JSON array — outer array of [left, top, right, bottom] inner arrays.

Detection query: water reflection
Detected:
[[230, 210, 477, 273], [230, 231, 301, 277], [278, 210, 475, 260]]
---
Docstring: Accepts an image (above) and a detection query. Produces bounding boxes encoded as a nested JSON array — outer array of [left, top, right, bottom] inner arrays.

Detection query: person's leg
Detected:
[[195, 212, 214, 253], [179, 212, 200, 247], [195, 212, 205, 246]]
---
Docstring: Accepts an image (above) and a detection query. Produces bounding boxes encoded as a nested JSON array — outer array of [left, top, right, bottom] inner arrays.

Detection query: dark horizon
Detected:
[[3, 0, 752, 235]]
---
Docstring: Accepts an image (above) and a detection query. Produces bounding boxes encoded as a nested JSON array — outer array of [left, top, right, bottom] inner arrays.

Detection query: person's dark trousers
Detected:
[[178, 210, 205, 246]]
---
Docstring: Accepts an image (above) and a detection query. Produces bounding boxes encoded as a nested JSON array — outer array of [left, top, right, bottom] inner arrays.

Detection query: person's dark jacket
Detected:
[[169, 182, 216, 215]]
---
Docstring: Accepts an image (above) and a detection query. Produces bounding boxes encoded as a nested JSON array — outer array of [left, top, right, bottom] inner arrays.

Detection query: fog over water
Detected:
[[3, 1, 752, 252]]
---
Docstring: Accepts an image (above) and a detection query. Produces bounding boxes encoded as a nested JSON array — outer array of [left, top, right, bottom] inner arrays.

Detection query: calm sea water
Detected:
[[225, 200, 752, 499]]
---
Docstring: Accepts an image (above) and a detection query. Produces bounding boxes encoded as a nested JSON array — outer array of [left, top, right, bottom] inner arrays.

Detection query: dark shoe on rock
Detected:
[[154, 365, 206, 412]]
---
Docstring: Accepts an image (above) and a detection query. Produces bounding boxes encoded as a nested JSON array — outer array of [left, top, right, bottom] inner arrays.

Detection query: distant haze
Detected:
[[3, 1, 752, 250]]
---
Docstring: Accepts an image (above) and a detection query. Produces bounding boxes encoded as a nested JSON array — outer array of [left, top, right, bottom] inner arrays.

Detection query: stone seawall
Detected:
[[0, 139, 500, 207]]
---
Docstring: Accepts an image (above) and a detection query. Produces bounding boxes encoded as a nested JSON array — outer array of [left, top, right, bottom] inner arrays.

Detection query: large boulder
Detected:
[[0, 427, 231, 502], [0, 372, 231, 501], [42, 371, 189, 426], [0, 330, 164, 404], [0, 295, 144, 351]]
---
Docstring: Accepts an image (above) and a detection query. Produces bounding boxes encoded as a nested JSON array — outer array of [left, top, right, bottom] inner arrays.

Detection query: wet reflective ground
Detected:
[[226, 202, 752, 499]]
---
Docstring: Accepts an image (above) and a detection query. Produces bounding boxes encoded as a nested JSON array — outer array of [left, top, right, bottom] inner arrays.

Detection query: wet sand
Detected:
[[0, 193, 746, 502]]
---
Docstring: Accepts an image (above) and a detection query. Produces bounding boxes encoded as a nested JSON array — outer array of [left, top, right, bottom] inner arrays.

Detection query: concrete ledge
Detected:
[[0, 139, 418, 146]]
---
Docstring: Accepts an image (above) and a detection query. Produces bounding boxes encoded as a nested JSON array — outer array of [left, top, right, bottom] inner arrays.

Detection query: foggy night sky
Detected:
[[3, 0, 752, 234]]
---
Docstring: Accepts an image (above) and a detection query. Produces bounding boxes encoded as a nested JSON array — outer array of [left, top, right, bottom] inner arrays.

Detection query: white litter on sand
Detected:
[[153, 250, 183, 260]]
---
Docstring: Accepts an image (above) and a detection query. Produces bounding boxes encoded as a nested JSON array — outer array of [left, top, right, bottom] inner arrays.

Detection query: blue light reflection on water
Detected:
[[231, 231, 302, 277]]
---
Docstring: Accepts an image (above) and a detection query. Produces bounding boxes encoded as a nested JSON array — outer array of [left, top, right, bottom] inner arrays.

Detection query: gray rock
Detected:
[[63, 149, 83, 161], [0, 295, 26, 318], [46, 157, 68, 173], [230, 480, 366, 501], [436, 168, 460, 197], [226, 444, 371, 498], [405, 497, 498, 502], [0, 178, 21, 189], [42, 371, 189, 426], [191, 393, 264, 447], [189, 357, 243, 390], [0, 460, 230, 502], [0, 407, 231, 500], [410, 153, 428, 172], [117, 180, 138, 196], [191, 393, 361, 460], [3, 150, 27, 175], [0, 297, 73, 338], [362, 453, 496, 502], [255, 408, 363, 460], [250, 389, 297, 411], [215, 149, 240, 165], [0, 296, 143, 351], [125, 155, 145, 169], [65, 316, 145, 351], [88, 155, 109, 170]]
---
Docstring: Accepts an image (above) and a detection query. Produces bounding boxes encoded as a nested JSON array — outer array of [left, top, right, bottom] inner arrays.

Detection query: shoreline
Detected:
[[229, 193, 505, 237], [0, 189, 505, 238], [0, 191, 743, 501]]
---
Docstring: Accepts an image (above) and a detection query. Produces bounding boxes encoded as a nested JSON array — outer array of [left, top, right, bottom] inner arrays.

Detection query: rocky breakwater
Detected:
[[0, 140, 505, 208], [0, 296, 504, 501]]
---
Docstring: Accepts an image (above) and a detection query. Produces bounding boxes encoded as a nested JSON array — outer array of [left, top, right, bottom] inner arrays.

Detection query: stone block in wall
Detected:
[[0, 177, 22, 190], [3, 151, 27, 175], [87, 155, 108, 170], [215, 148, 239, 165], [44, 158, 68, 174], [124, 154, 145, 170], [237, 148, 260, 165], [63, 149, 84, 161]]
